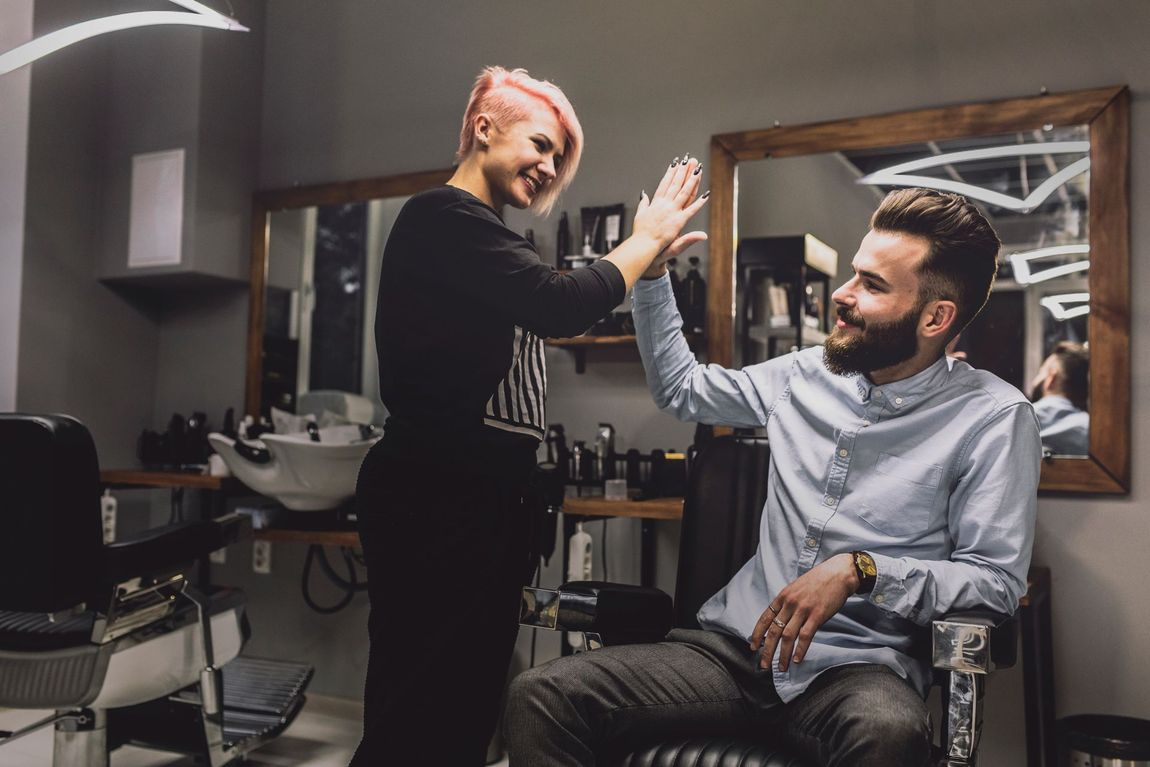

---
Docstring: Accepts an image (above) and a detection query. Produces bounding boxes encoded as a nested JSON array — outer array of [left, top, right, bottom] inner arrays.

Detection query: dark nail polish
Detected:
[[671, 157, 679, 166], [702, 190, 711, 199], [693, 164, 703, 175]]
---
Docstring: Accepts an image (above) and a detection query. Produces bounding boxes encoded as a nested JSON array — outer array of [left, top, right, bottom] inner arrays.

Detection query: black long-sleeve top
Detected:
[[375, 186, 625, 475]]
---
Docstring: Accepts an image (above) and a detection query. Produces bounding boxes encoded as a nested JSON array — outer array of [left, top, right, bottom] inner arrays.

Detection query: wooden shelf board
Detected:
[[562, 496, 684, 520], [545, 335, 638, 348], [101, 470, 226, 490]]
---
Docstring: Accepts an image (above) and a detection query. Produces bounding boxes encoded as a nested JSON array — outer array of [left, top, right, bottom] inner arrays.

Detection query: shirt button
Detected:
[[805, 537, 817, 548], [873, 594, 886, 604], [875, 390, 883, 398], [838, 448, 849, 457], [894, 397, 904, 405], [824, 496, 835, 506]]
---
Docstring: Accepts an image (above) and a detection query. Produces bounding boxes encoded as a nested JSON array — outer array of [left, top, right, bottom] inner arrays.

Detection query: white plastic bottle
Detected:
[[566, 522, 593, 649], [567, 522, 593, 582], [100, 489, 117, 544]]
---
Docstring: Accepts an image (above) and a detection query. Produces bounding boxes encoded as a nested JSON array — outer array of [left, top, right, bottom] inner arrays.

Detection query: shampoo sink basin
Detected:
[[208, 429, 379, 511]]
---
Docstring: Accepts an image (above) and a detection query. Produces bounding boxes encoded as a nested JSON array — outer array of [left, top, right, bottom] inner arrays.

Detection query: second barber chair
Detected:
[[520, 435, 1019, 766], [0, 413, 313, 766]]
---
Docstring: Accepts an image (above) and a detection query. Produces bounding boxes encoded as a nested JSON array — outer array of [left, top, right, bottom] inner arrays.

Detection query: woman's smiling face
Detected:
[[478, 101, 566, 210]]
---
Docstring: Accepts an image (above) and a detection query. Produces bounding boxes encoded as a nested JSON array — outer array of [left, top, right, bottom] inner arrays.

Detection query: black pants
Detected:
[[350, 443, 539, 766], [505, 629, 931, 766]]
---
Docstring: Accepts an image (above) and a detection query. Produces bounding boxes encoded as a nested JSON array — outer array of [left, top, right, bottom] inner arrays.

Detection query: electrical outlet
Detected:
[[252, 540, 272, 574], [209, 547, 227, 565], [100, 492, 117, 544]]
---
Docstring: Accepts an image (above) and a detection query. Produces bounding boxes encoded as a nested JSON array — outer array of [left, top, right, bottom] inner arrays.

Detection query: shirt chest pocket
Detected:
[[857, 452, 944, 537]]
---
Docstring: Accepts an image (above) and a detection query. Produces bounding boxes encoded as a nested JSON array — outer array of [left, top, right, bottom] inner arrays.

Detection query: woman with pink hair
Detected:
[[352, 66, 707, 765]]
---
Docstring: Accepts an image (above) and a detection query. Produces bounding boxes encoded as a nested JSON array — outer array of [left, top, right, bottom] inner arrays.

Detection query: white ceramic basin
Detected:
[[208, 430, 379, 511]]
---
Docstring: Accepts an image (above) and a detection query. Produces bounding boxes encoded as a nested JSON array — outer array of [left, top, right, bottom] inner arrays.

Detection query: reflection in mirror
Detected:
[[735, 126, 1093, 457], [263, 197, 409, 416]]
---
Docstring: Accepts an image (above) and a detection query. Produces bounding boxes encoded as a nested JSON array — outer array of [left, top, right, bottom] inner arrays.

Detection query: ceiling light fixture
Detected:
[[1008, 244, 1090, 285], [0, 1, 247, 76], [857, 142, 1090, 213]]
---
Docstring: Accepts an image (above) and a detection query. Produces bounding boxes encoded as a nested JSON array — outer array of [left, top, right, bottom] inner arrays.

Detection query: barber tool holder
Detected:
[[546, 423, 712, 502], [562, 448, 688, 501]]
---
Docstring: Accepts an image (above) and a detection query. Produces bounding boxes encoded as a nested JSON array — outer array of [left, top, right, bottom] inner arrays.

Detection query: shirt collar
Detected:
[[853, 355, 952, 410]]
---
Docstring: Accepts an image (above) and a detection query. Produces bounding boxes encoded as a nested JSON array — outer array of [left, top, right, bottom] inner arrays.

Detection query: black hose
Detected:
[[318, 546, 370, 592], [301, 545, 366, 614]]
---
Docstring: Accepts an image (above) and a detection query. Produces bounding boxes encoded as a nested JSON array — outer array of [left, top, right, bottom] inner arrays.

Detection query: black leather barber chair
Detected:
[[0, 414, 313, 766], [520, 435, 1019, 766]]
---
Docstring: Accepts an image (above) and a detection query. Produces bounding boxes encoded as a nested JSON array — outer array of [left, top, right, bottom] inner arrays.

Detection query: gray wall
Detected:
[[246, 1, 1150, 762], [15, 0, 263, 465], [17, 0, 160, 467], [0, 0, 33, 411]]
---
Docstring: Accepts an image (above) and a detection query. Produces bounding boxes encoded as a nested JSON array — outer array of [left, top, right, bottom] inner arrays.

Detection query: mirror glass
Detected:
[[262, 196, 409, 416], [735, 125, 1091, 456]]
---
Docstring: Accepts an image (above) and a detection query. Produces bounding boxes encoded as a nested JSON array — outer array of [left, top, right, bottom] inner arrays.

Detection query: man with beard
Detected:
[[1029, 341, 1090, 455], [504, 188, 1042, 767]]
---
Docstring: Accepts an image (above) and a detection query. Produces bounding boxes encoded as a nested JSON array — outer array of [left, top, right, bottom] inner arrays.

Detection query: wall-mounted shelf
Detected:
[[101, 469, 229, 490], [546, 333, 703, 373], [239, 496, 686, 548], [562, 495, 683, 520]]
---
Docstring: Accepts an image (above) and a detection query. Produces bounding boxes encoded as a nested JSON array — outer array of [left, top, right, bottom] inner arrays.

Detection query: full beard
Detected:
[[823, 303, 922, 377]]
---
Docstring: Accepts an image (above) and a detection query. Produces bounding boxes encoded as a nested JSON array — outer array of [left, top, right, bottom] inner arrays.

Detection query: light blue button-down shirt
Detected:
[[634, 274, 1041, 702], [1033, 394, 1089, 455]]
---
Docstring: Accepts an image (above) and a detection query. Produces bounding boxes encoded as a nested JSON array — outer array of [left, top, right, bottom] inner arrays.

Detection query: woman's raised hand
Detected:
[[633, 155, 709, 255], [599, 155, 709, 288]]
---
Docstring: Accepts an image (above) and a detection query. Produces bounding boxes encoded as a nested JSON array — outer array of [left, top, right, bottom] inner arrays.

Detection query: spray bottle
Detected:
[[566, 521, 594, 649]]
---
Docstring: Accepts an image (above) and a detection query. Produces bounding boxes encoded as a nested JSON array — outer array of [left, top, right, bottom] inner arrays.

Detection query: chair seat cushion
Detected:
[[613, 737, 813, 767], [0, 609, 96, 650]]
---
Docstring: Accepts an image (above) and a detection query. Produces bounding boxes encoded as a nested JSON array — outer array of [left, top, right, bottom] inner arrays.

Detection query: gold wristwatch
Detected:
[[851, 551, 877, 594]]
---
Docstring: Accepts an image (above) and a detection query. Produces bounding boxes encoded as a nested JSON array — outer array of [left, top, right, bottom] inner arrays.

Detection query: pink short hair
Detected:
[[456, 66, 583, 216]]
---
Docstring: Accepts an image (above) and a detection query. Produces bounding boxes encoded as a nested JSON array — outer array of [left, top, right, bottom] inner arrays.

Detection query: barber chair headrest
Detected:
[[0, 414, 105, 612]]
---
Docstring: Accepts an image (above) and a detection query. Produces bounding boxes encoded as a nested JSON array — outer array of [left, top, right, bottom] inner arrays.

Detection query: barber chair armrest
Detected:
[[521, 581, 673, 646], [932, 609, 1018, 674], [103, 513, 251, 584]]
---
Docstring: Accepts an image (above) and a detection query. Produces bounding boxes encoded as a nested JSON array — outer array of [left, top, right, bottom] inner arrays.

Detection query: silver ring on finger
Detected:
[[771, 617, 786, 630], [766, 604, 779, 614]]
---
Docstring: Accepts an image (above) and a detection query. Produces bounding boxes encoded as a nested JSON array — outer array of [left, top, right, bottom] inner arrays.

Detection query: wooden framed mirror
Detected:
[[244, 167, 452, 420], [705, 87, 1129, 494]]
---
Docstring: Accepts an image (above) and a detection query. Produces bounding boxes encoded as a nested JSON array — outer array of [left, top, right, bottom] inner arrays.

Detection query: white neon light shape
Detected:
[[1040, 292, 1090, 320], [857, 142, 1090, 213], [1008, 244, 1090, 285], [0, 1, 247, 76]]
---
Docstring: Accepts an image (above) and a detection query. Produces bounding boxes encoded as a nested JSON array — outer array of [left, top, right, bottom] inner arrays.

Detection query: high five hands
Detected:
[[634, 155, 709, 278], [748, 552, 860, 673]]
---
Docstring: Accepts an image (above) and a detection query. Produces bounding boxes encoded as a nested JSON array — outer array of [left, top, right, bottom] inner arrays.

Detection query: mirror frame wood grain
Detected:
[[706, 86, 1129, 494], [244, 168, 453, 420]]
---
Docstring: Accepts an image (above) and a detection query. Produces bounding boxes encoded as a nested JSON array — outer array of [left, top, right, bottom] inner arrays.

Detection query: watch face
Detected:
[[856, 552, 877, 577]]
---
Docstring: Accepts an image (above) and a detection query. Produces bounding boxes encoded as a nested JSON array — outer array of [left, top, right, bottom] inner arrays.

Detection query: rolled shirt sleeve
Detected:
[[867, 402, 1041, 624]]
